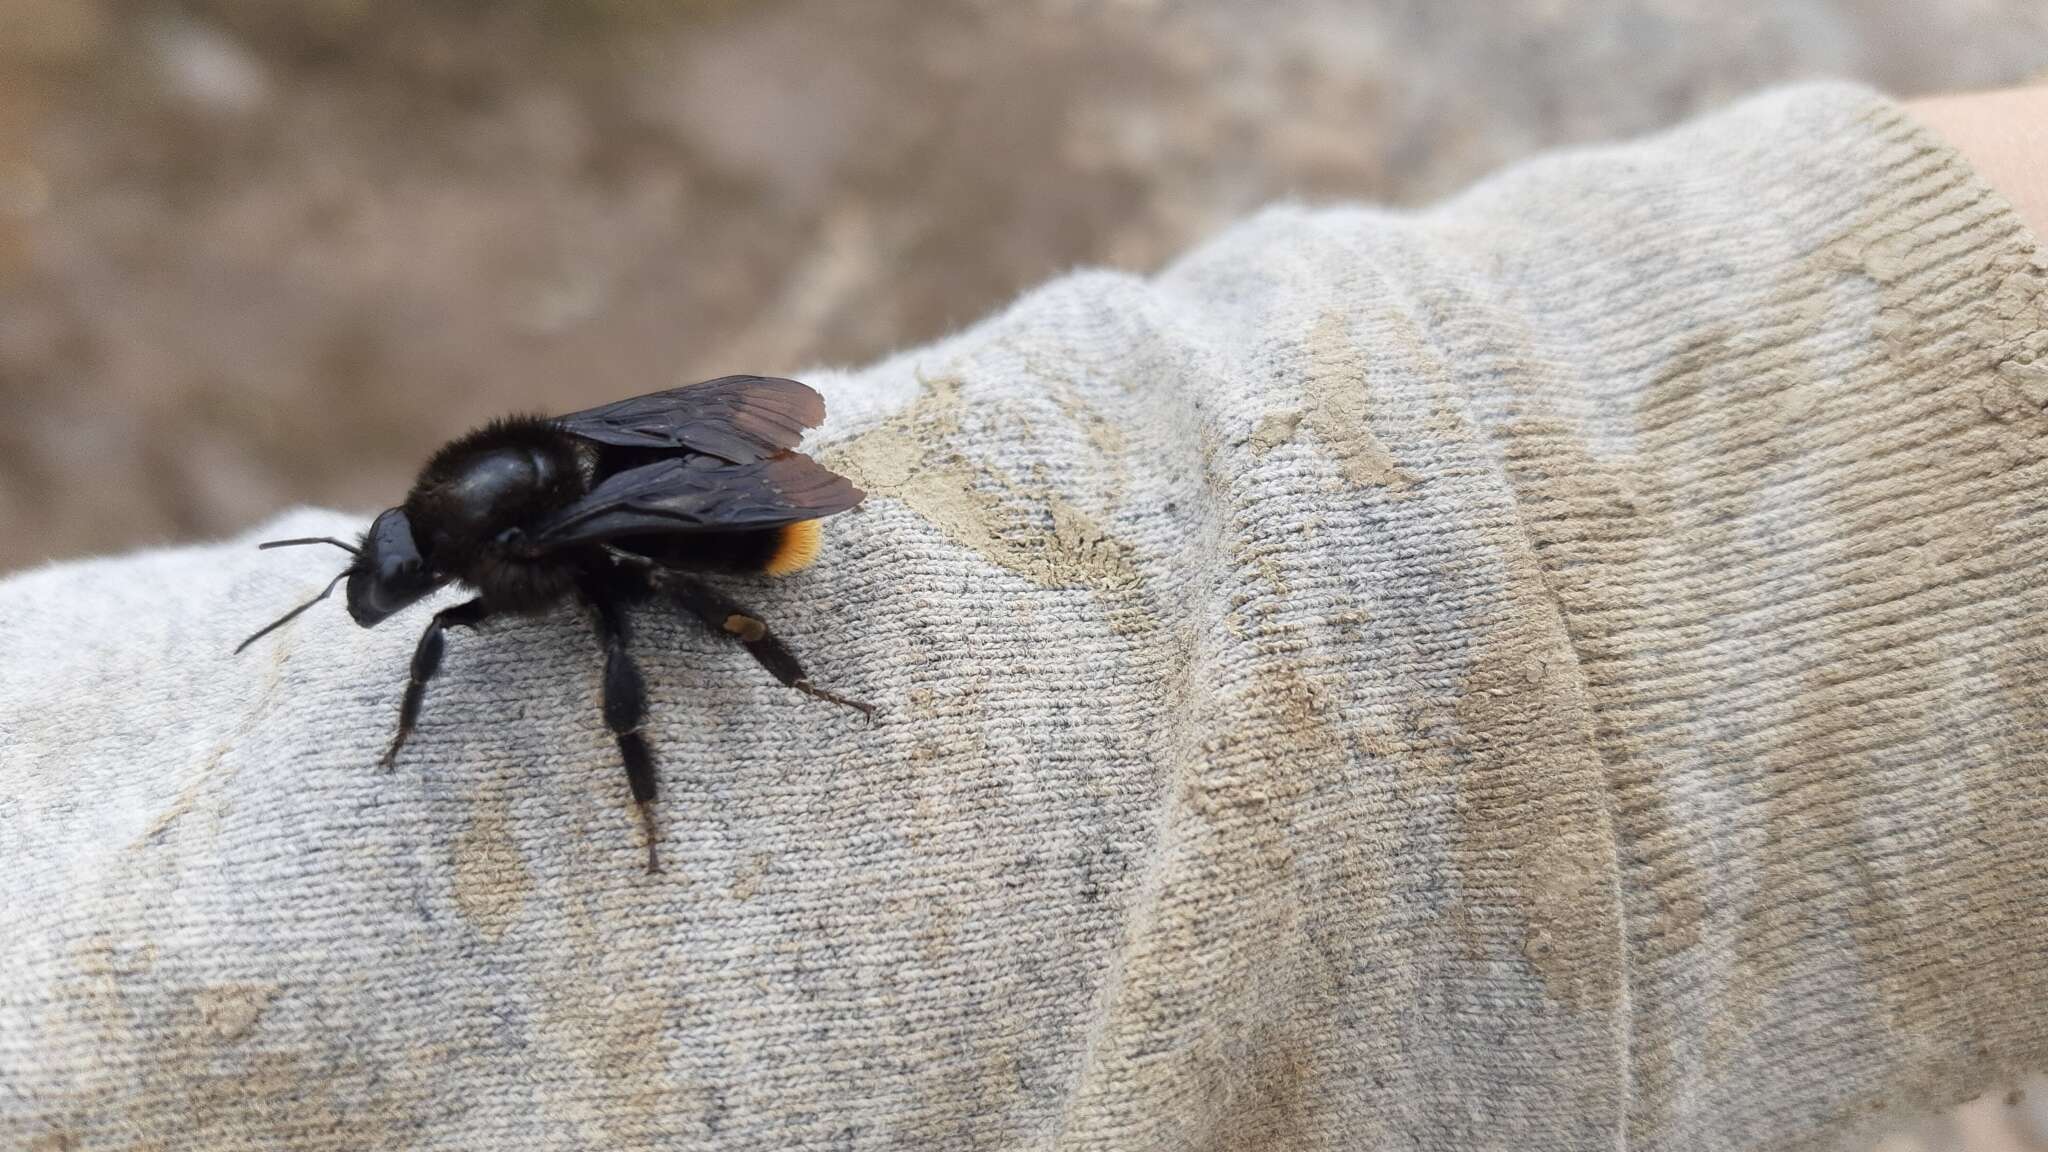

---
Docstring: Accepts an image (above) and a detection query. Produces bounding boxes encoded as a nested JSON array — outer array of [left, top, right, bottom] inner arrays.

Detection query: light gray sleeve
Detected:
[[3, 82, 2043, 1152]]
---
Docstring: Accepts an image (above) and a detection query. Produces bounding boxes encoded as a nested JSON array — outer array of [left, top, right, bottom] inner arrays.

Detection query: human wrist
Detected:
[[1907, 84, 2048, 235]]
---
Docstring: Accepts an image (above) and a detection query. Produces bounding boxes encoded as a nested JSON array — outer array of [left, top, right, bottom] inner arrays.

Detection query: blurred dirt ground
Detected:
[[0, 2, 2044, 1146], [5, 0, 2048, 573]]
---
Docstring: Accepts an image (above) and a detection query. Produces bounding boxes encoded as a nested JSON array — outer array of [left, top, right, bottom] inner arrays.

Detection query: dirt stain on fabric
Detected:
[[730, 852, 774, 902], [824, 369, 1142, 594], [521, 825, 686, 1146], [43, 934, 411, 1148], [1059, 527, 1357, 1149], [1249, 410, 1302, 455], [1449, 634, 1618, 1013], [453, 788, 530, 942], [1303, 312, 1411, 489], [1714, 167, 2048, 1099], [190, 982, 280, 1042]]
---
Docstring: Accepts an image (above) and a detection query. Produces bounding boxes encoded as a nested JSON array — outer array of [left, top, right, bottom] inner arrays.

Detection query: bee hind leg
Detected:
[[647, 572, 874, 721]]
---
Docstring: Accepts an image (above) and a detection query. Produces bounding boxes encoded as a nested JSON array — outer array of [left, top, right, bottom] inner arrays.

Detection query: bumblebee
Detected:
[[241, 375, 869, 872]]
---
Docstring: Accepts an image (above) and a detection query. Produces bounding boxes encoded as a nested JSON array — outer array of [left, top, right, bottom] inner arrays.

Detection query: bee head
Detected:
[[346, 507, 446, 627]]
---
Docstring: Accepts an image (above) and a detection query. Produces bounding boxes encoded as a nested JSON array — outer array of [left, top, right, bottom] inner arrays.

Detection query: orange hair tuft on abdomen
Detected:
[[765, 519, 824, 576]]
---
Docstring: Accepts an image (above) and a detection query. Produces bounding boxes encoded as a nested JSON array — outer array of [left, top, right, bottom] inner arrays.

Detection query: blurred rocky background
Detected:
[[0, 3, 2045, 1146], [4, 0, 2048, 572]]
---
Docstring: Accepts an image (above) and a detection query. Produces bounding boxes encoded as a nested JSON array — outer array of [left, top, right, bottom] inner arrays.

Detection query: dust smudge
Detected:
[[33, 934, 412, 1147], [1303, 312, 1411, 490], [190, 982, 279, 1042], [824, 369, 1142, 595], [1249, 410, 1302, 455], [730, 852, 774, 902], [453, 788, 530, 942]]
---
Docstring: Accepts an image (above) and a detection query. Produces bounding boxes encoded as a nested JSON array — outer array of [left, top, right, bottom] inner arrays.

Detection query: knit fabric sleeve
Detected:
[[1, 82, 2041, 1151]]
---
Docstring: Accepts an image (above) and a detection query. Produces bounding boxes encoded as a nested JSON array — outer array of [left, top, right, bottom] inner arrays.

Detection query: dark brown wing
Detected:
[[524, 452, 862, 551], [553, 375, 826, 464]]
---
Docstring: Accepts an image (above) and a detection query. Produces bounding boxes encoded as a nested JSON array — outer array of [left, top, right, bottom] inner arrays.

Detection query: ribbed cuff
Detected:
[[1439, 83, 2048, 1149]]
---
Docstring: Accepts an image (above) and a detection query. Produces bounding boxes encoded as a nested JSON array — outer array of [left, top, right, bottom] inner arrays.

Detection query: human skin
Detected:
[[1909, 85, 2048, 234]]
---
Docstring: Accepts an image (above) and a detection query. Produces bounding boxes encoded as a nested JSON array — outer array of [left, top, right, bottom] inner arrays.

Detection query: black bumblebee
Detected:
[[239, 375, 870, 873]]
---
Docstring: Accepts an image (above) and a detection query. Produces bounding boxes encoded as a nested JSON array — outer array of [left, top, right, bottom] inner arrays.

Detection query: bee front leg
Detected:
[[381, 598, 489, 771], [586, 588, 661, 874], [646, 572, 874, 721]]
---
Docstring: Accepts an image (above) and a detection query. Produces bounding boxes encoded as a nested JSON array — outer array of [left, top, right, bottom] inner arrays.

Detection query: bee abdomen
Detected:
[[617, 521, 825, 576]]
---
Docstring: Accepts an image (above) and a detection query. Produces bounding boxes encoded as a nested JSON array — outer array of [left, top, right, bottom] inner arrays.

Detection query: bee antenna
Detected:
[[235, 569, 350, 654], [258, 536, 361, 556]]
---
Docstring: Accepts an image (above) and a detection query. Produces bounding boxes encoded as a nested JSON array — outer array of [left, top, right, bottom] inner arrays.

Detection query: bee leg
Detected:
[[587, 590, 661, 874], [381, 598, 490, 771], [648, 573, 875, 721]]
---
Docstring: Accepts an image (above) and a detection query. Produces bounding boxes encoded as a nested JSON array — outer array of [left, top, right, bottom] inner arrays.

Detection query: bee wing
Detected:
[[525, 452, 862, 550], [552, 375, 826, 464]]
